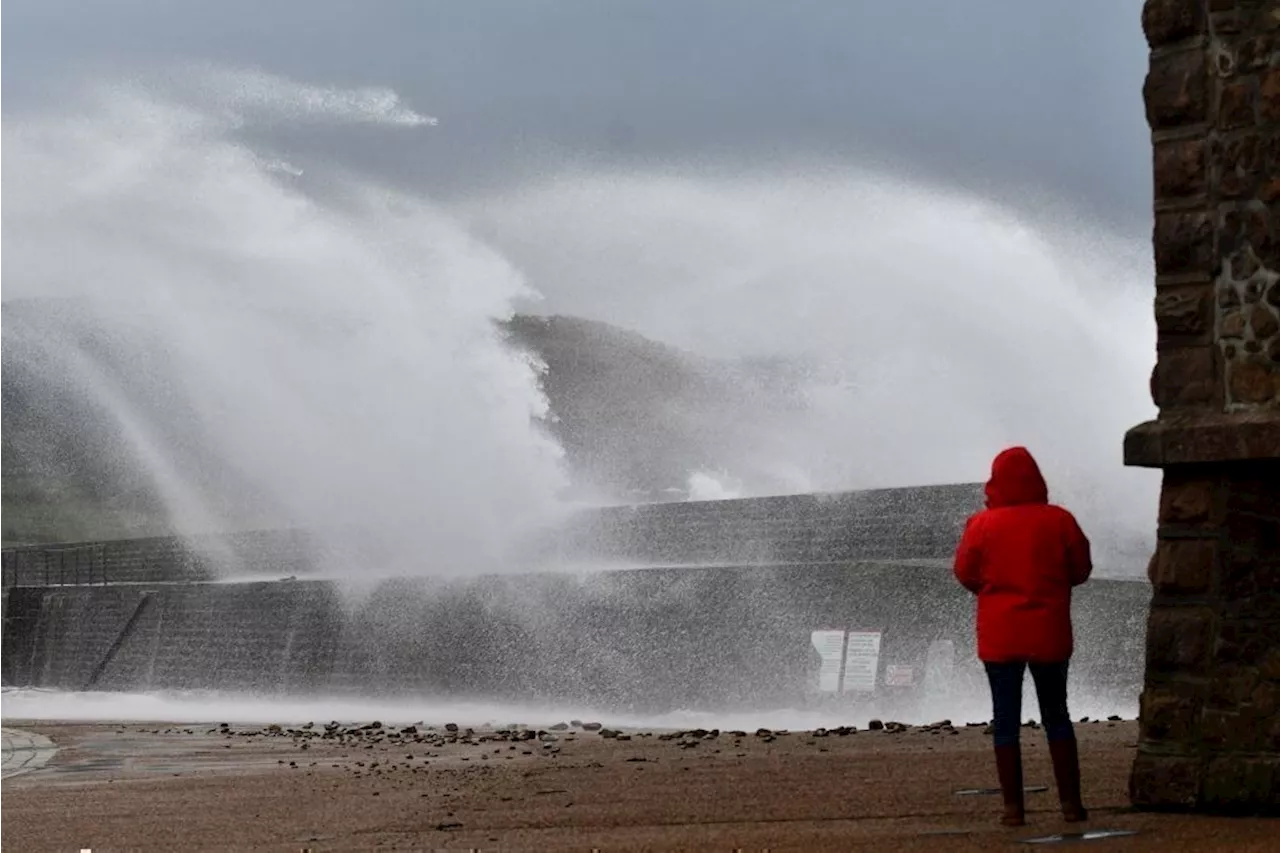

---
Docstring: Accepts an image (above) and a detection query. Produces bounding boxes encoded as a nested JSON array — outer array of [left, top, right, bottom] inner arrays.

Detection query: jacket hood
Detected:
[[984, 446, 1049, 508]]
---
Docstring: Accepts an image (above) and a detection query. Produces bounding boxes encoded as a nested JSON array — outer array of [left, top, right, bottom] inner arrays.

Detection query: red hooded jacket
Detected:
[[953, 447, 1093, 663]]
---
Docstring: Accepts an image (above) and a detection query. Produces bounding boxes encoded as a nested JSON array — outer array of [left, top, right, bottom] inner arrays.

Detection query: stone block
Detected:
[[1207, 664, 1261, 709], [1159, 476, 1216, 524], [1222, 463, 1280, 512], [1251, 304, 1280, 340], [1156, 285, 1212, 338], [1145, 50, 1210, 129], [1250, 678, 1280, 719], [1228, 582, 1280, 620], [1198, 707, 1242, 748], [1155, 137, 1207, 198], [1227, 358, 1280, 404], [1153, 538, 1217, 595], [1262, 68, 1280, 123], [1142, 0, 1205, 47], [1154, 211, 1214, 276], [1146, 606, 1216, 673], [1224, 508, 1280, 557], [1220, 81, 1257, 130], [1260, 647, 1280, 680], [1219, 206, 1277, 263], [1219, 134, 1261, 198], [1151, 346, 1219, 407], [1216, 619, 1276, 666], [1201, 755, 1280, 814], [1139, 681, 1206, 741], [1238, 34, 1278, 73], [1130, 752, 1202, 809], [1222, 308, 1248, 338]]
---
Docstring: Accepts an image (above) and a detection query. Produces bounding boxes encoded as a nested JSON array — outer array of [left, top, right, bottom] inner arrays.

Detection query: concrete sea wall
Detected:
[[1, 484, 1150, 716]]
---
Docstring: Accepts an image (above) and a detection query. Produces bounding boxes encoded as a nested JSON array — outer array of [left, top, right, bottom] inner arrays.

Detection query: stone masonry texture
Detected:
[[1130, 0, 1280, 815]]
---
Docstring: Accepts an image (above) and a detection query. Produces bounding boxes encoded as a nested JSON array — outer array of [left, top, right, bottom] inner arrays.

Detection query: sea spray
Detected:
[[2, 71, 566, 576]]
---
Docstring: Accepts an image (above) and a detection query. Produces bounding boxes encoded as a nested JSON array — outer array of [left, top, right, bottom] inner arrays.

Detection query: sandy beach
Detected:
[[2, 717, 1275, 852]]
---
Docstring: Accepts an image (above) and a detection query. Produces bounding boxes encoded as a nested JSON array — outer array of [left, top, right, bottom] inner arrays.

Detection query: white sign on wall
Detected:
[[841, 630, 882, 693], [884, 664, 916, 687], [810, 630, 847, 693]]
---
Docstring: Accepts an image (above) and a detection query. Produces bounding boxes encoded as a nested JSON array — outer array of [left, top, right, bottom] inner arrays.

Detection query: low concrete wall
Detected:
[[0, 529, 316, 589]]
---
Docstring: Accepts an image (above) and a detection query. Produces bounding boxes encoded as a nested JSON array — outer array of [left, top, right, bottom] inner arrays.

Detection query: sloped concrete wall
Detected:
[[331, 563, 1147, 716], [1, 566, 1148, 718], [0, 483, 1148, 715], [2, 581, 340, 693]]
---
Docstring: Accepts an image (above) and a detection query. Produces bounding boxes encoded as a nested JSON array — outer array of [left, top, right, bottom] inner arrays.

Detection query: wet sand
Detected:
[[2, 718, 1275, 852]]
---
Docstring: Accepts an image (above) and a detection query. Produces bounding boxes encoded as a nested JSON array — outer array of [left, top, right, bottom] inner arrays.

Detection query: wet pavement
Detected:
[[2, 720, 1275, 852], [1, 727, 58, 779], [2, 722, 313, 786]]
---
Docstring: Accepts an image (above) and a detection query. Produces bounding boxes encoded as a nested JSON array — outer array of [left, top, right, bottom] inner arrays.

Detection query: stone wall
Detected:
[[1128, 0, 1280, 815]]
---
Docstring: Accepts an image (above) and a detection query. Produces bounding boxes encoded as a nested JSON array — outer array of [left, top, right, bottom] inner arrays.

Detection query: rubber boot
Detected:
[[1048, 738, 1088, 822], [993, 744, 1026, 827]]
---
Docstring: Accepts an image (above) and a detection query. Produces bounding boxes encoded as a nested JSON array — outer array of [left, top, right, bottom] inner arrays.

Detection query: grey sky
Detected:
[[4, 0, 1151, 235]]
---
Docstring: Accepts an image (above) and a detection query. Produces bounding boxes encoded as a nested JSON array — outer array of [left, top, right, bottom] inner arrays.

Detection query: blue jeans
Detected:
[[984, 660, 1075, 748]]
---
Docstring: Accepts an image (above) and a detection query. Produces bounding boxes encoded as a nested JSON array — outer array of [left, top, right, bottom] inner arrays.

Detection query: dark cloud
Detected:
[[4, 0, 1150, 232]]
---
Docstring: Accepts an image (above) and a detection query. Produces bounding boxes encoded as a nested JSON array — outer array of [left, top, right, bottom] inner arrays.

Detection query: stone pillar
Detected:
[[1127, 0, 1280, 814]]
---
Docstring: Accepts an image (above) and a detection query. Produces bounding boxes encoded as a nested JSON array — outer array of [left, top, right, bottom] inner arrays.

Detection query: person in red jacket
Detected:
[[954, 446, 1093, 827]]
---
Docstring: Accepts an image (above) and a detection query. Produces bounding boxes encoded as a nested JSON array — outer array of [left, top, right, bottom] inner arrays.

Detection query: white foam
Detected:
[[0, 688, 1136, 732]]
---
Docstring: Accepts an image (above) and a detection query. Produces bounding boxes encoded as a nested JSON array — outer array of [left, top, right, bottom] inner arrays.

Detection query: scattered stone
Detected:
[[812, 728, 830, 738], [755, 728, 773, 737], [599, 729, 621, 739], [400, 725, 417, 734], [444, 723, 459, 733], [868, 719, 885, 731], [266, 724, 283, 734], [1108, 715, 1122, 722], [581, 722, 602, 732], [549, 722, 569, 731], [570, 720, 584, 728]]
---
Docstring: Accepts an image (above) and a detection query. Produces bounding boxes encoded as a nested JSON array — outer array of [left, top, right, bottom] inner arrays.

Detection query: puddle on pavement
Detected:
[[54, 758, 123, 770], [1019, 830, 1141, 844]]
